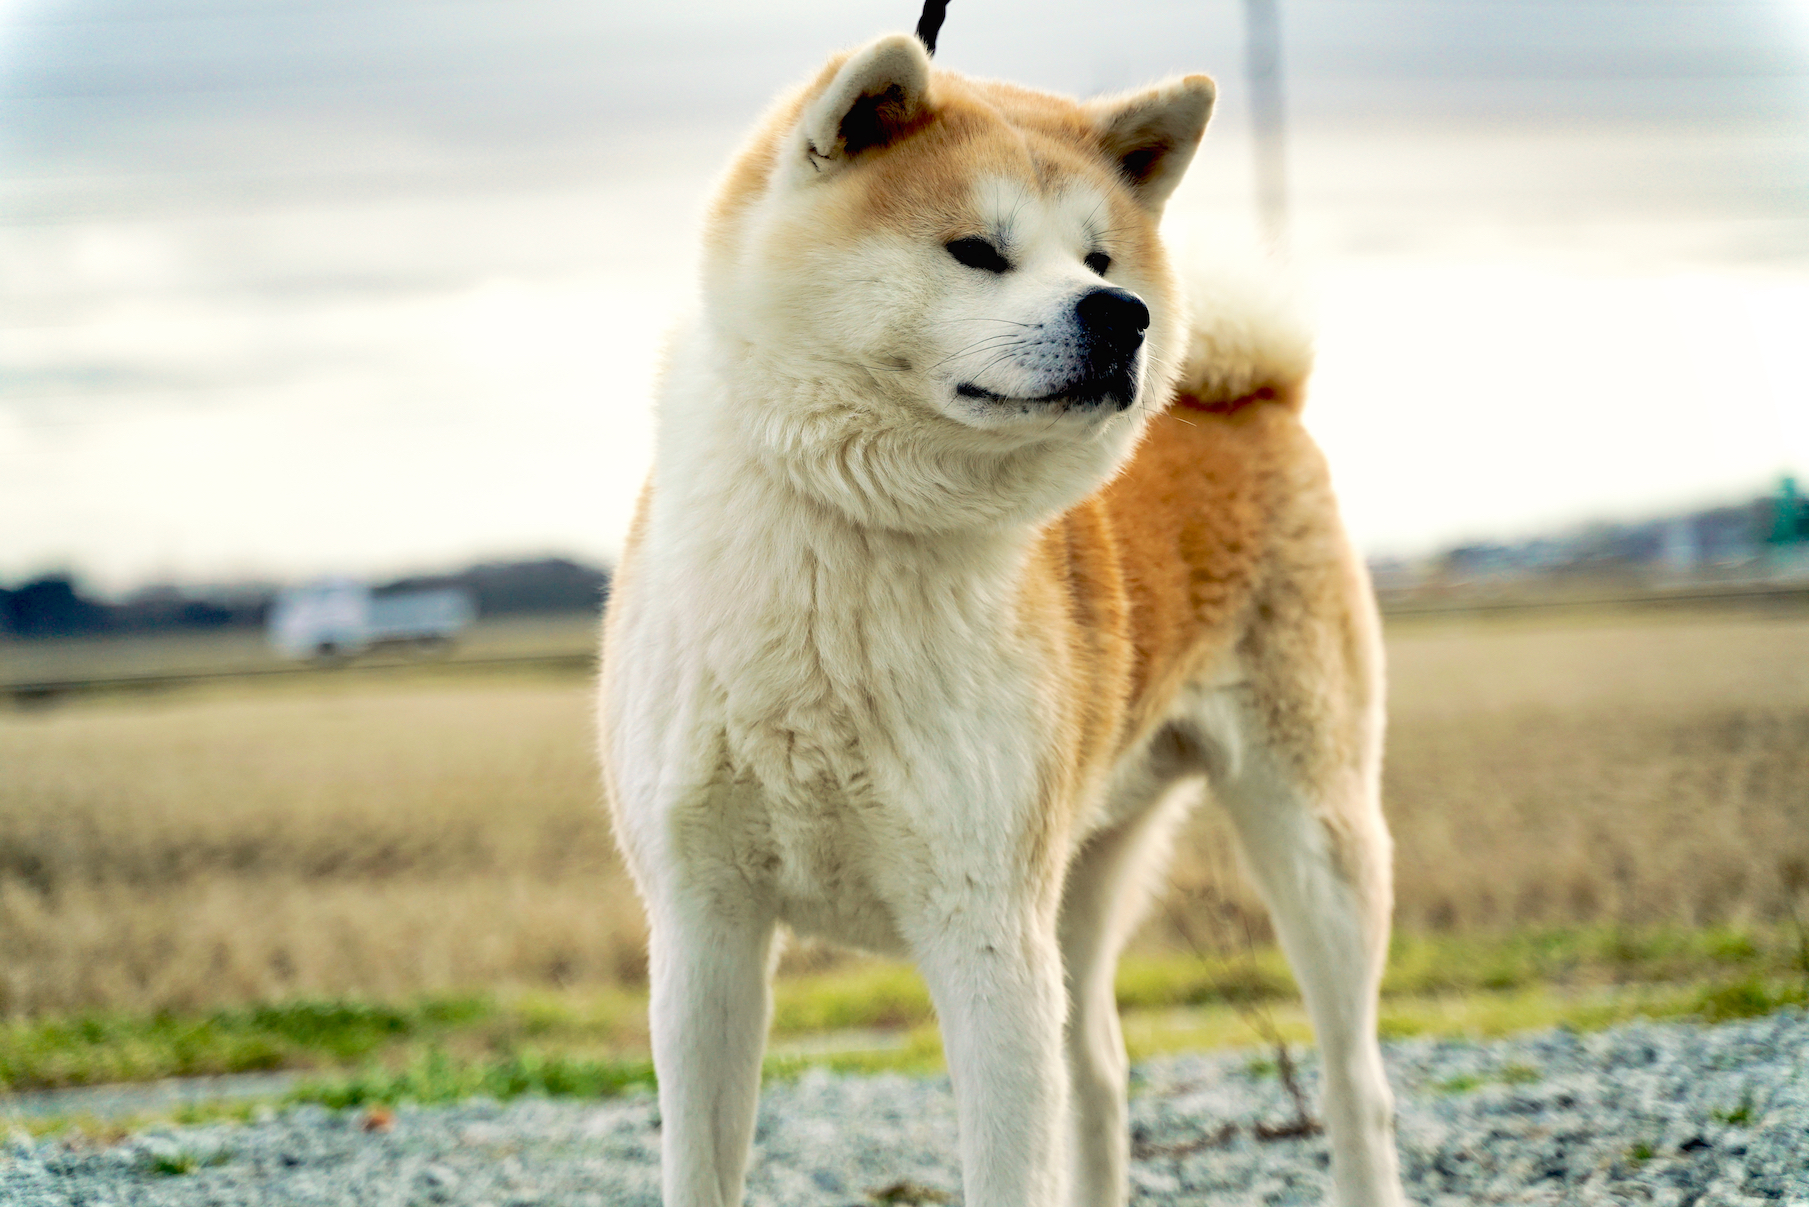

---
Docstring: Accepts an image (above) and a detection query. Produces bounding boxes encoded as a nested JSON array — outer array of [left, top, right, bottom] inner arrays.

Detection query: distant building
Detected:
[[1660, 519, 1699, 575], [268, 579, 474, 660]]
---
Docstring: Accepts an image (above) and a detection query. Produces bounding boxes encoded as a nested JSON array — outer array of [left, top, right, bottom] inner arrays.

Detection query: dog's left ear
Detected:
[[1089, 75, 1216, 211], [797, 34, 932, 173]]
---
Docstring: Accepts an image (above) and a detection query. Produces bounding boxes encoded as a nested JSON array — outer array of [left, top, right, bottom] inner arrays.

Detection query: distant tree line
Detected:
[[1437, 499, 1772, 580], [7, 483, 1798, 640], [374, 558, 609, 617], [1, 558, 611, 640]]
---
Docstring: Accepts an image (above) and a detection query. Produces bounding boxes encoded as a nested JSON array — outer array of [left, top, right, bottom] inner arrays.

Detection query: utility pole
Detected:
[[1244, 0, 1290, 251]]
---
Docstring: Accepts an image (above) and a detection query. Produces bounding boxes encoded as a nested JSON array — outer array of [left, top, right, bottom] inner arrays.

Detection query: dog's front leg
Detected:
[[912, 902, 1070, 1207], [647, 886, 776, 1207]]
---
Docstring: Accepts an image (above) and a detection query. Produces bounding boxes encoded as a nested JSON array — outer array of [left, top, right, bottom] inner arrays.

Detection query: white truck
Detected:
[[268, 579, 475, 660]]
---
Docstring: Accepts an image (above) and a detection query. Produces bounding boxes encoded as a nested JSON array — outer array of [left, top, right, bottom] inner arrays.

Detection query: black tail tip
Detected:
[[915, 0, 949, 56]]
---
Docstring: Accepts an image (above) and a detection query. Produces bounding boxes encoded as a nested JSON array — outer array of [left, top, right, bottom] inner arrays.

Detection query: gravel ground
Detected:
[[3, 1010, 1805, 1206]]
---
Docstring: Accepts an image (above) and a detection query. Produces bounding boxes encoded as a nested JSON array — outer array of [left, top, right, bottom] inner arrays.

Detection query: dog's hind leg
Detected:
[[1058, 739, 1204, 1207], [1213, 752, 1402, 1206], [647, 888, 777, 1207], [1209, 585, 1405, 1207]]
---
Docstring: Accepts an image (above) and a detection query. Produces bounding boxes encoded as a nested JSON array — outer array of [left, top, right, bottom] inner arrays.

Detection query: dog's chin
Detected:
[[951, 374, 1140, 429]]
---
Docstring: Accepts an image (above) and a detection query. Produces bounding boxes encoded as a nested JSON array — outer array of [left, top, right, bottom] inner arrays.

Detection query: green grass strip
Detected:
[[5, 923, 1805, 1110]]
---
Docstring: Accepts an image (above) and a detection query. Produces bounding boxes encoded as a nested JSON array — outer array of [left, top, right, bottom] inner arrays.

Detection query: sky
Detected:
[[4, 0, 1808, 593]]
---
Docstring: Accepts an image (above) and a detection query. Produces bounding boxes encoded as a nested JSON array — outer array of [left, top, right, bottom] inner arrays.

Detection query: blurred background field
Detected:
[[3, 605, 1806, 1101], [4, 0, 1809, 1113]]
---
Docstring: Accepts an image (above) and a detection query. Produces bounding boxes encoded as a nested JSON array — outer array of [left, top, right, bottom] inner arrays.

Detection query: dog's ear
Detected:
[[1088, 76, 1216, 211], [796, 34, 932, 173]]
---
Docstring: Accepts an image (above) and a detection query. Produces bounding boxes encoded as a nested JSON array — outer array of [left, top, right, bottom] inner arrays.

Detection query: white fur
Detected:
[[601, 35, 1404, 1207]]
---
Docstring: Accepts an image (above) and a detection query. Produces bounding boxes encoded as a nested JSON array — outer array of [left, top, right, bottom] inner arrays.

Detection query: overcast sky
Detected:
[[4, 0, 1808, 593]]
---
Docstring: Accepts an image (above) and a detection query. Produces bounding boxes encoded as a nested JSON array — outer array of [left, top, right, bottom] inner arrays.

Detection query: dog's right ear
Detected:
[[795, 34, 931, 175]]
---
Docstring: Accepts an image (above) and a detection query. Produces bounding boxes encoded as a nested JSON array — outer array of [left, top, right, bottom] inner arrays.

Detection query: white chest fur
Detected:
[[605, 368, 1064, 948]]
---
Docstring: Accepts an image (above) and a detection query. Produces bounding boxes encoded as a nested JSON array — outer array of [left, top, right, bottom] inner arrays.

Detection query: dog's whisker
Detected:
[[927, 335, 1026, 371]]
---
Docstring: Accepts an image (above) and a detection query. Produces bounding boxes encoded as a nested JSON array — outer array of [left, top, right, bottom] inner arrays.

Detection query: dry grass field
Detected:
[[1167, 611, 1809, 943], [1, 612, 1806, 1019]]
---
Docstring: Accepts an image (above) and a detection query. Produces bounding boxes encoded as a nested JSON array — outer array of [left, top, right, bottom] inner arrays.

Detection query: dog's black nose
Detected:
[[1075, 287, 1150, 354]]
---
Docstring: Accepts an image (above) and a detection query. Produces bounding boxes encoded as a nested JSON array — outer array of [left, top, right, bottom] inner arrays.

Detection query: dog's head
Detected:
[[696, 34, 1213, 531]]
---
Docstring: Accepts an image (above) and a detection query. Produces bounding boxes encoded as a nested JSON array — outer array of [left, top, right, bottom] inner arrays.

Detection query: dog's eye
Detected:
[[1084, 251, 1112, 276], [946, 237, 1011, 274]]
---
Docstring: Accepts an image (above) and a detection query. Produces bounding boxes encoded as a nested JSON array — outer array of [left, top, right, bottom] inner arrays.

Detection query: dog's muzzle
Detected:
[[954, 287, 1151, 412]]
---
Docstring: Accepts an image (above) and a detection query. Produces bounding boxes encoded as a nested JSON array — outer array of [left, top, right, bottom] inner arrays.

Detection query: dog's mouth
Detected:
[[955, 372, 1138, 412]]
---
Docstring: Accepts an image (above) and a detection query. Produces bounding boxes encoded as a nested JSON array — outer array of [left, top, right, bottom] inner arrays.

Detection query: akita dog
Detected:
[[599, 31, 1405, 1207]]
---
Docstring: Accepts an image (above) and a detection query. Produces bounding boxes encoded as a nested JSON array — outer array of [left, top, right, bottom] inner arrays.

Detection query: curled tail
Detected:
[[1169, 253, 1314, 413]]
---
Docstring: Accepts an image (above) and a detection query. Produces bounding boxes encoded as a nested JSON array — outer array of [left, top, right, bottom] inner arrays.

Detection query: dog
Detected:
[[599, 31, 1405, 1207]]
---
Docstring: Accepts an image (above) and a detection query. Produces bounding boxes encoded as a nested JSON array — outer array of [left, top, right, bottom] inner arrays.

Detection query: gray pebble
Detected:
[[2, 1011, 1805, 1204]]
